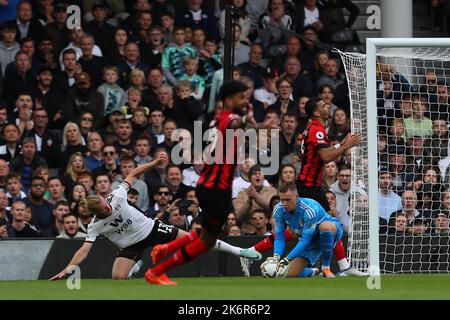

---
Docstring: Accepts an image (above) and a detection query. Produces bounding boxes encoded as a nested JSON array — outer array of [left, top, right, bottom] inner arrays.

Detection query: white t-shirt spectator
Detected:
[[232, 176, 270, 199], [254, 88, 277, 105], [304, 7, 319, 26], [378, 191, 403, 221], [182, 167, 201, 187]]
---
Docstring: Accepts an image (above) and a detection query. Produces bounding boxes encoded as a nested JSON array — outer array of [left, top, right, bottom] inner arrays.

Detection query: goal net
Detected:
[[340, 43, 450, 274]]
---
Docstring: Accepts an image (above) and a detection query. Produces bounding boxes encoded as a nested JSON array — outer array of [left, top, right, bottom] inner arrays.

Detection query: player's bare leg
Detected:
[[112, 257, 138, 280], [319, 221, 337, 278], [285, 257, 319, 278]]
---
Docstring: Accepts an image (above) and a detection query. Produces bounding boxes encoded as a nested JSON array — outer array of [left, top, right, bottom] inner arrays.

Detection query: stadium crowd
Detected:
[[0, 0, 448, 243]]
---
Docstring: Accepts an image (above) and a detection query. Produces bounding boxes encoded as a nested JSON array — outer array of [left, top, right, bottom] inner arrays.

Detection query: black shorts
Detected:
[[296, 180, 330, 212], [197, 186, 232, 235], [117, 219, 179, 262]]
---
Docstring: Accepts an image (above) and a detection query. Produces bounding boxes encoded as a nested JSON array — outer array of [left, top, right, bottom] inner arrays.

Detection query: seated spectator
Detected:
[[227, 225, 242, 236], [122, 88, 144, 119], [258, 0, 295, 48], [387, 211, 409, 235], [278, 112, 298, 161], [234, 165, 278, 234], [131, 109, 152, 143], [94, 174, 112, 199], [97, 66, 126, 116], [24, 176, 54, 237], [433, 212, 450, 236], [407, 135, 432, 176], [175, 0, 218, 40], [0, 123, 21, 163], [0, 21, 20, 76], [299, 25, 321, 77], [54, 48, 80, 93], [388, 148, 415, 195], [84, 3, 116, 53], [0, 159, 9, 192], [278, 163, 296, 187], [283, 56, 314, 100], [179, 58, 205, 101], [7, 201, 41, 238], [271, 35, 301, 76], [127, 68, 147, 93], [390, 190, 424, 228], [10, 136, 46, 192], [45, 176, 66, 205], [127, 188, 140, 205], [294, 0, 330, 37], [111, 156, 149, 212], [281, 131, 302, 174], [78, 111, 95, 145], [254, 69, 278, 109], [425, 118, 449, 164], [232, 155, 270, 199], [51, 200, 70, 236], [75, 198, 92, 235], [316, 58, 344, 92], [148, 184, 173, 218], [322, 160, 338, 189], [189, 216, 203, 233], [237, 43, 265, 89], [76, 171, 95, 195], [63, 72, 105, 130], [60, 122, 86, 172], [165, 164, 189, 202], [133, 136, 153, 166], [142, 67, 164, 108], [161, 27, 197, 86], [113, 119, 134, 156], [162, 202, 190, 231], [92, 144, 121, 183], [104, 27, 128, 66], [327, 107, 350, 141], [77, 33, 107, 89], [219, 0, 251, 43], [404, 95, 433, 139], [270, 76, 296, 116], [311, 51, 330, 83], [84, 131, 105, 172], [2, 52, 33, 107], [156, 119, 178, 155], [378, 168, 403, 223], [57, 212, 86, 239], [6, 172, 27, 206], [248, 209, 271, 236], [408, 218, 429, 235], [61, 152, 88, 198], [182, 161, 204, 188]]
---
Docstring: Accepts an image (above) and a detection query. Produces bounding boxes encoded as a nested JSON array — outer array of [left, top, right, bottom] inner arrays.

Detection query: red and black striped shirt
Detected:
[[298, 119, 329, 187], [197, 110, 240, 190]]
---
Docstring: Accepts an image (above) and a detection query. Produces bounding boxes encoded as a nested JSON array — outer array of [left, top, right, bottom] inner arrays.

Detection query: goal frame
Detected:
[[365, 38, 450, 271]]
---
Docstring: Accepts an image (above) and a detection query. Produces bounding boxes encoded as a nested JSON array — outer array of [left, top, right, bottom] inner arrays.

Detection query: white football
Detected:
[[260, 260, 289, 278]]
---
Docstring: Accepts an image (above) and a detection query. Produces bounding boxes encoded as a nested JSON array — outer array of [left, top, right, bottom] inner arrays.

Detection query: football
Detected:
[[260, 260, 289, 278]]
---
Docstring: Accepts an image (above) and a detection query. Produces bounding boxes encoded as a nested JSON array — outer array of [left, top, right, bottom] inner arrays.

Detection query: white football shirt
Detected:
[[85, 182, 155, 249]]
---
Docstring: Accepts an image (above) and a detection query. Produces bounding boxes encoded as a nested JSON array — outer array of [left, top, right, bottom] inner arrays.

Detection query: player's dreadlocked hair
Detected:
[[79, 195, 109, 219]]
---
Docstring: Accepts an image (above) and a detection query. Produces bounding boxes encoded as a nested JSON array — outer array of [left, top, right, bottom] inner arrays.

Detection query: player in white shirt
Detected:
[[50, 153, 262, 281]]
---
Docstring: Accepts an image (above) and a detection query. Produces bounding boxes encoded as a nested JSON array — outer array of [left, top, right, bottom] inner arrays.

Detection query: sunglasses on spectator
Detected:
[[103, 151, 115, 156], [157, 191, 170, 196]]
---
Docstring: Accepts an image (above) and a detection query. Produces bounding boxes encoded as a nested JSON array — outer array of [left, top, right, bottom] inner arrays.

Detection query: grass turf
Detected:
[[1, 275, 450, 300]]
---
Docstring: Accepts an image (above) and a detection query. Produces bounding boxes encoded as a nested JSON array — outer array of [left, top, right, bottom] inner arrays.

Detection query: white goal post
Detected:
[[340, 38, 450, 274]]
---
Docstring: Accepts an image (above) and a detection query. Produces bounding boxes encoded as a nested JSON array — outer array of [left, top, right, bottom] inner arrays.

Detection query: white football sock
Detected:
[[338, 259, 351, 271], [212, 240, 241, 256]]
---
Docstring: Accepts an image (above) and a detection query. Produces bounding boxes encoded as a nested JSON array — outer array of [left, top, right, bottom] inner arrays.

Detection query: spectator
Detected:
[[44, 3, 69, 55], [312, 51, 330, 83], [219, 0, 251, 44], [182, 160, 204, 187], [116, 41, 150, 90], [4, 36, 41, 78], [156, 118, 177, 154], [391, 190, 424, 228], [148, 184, 172, 218], [232, 155, 270, 199], [12, 0, 48, 42], [249, 209, 271, 236], [283, 56, 314, 100], [94, 174, 112, 198], [0, 158, 9, 190], [325, 189, 339, 219], [404, 95, 433, 139], [85, 3, 116, 53], [299, 26, 321, 76], [227, 224, 242, 236], [84, 131, 104, 172], [45, 176, 66, 205], [165, 164, 189, 201], [127, 9, 153, 44], [179, 58, 206, 101], [161, 26, 197, 86], [237, 43, 265, 89], [234, 164, 278, 234], [24, 176, 54, 237], [142, 67, 164, 109], [408, 218, 429, 235], [254, 69, 278, 109], [165, 204, 190, 231], [294, 0, 329, 37], [330, 164, 365, 233], [258, 0, 295, 48], [150, 0, 175, 29], [24, 107, 61, 169], [278, 163, 297, 187], [378, 168, 403, 223], [387, 211, 409, 235], [76, 171, 95, 195], [60, 122, 87, 171], [240, 76, 265, 123], [322, 160, 338, 189], [61, 152, 88, 197], [270, 77, 296, 116], [127, 68, 147, 93], [388, 148, 415, 195], [7, 200, 41, 238], [425, 118, 449, 164], [0, 21, 20, 76], [127, 188, 140, 205], [0, 123, 21, 162], [9, 136, 47, 193], [0, 103, 8, 137], [63, 72, 105, 130], [77, 33, 108, 90], [57, 212, 86, 239], [433, 212, 450, 236], [104, 27, 128, 66], [272, 35, 301, 76], [92, 144, 121, 182], [113, 118, 134, 155], [160, 11, 175, 44], [51, 200, 70, 235], [176, 0, 218, 40], [144, 148, 169, 205], [111, 156, 149, 212], [54, 48, 80, 93], [2, 51, 35, 107], [14, 92, 34, 137], [278, 112, 298, 162], [142, 25, 165, 69], [133, 136, 153, 166], [5, 172, 26, 206], [58, 27, 102, 70], [327, 107, 350, 141], [407, 135, 432, 176]]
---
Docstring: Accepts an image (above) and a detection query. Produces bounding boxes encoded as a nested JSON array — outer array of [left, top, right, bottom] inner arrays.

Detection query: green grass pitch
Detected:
[[1, 275, 450, 300]]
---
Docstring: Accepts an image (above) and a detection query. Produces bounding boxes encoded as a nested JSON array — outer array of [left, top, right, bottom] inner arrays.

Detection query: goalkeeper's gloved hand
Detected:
[[277, 257, 291, 272], [266, 254, 280, 263]]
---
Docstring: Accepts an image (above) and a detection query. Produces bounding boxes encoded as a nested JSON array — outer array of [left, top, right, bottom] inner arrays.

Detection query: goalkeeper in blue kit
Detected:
[[271, 182, 343, 278]]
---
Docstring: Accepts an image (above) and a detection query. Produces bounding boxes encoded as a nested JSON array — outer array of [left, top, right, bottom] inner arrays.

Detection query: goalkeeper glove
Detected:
[[277, 257, 291, 272], [266, 254, 280, 263]]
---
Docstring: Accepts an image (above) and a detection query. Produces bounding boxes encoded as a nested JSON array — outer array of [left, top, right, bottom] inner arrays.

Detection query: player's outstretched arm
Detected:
[[49, 241, 93, 281], [124, 152, 168, 186], [317, 133, 363, 163]]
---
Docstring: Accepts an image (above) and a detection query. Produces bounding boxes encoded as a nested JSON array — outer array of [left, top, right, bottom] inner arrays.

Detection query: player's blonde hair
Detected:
[[79, 195, 109, 219]]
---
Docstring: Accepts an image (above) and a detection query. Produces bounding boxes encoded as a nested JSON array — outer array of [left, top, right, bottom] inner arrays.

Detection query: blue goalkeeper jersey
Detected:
[[162, 44, 197, 80], [273, 198, 339, 261]]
